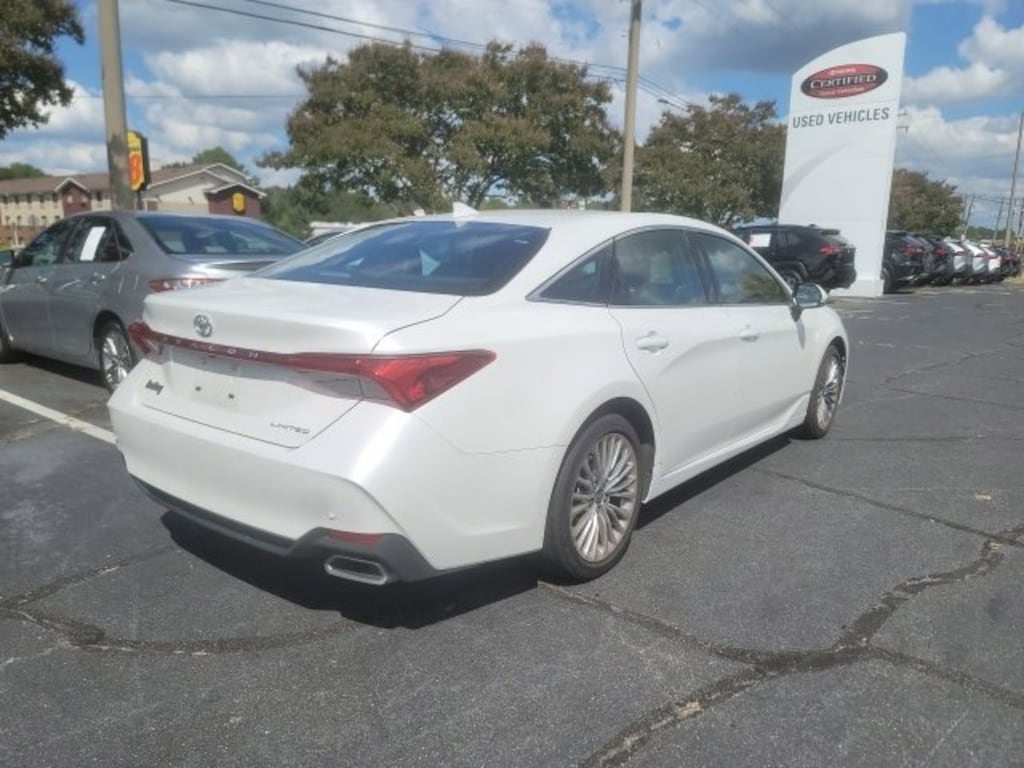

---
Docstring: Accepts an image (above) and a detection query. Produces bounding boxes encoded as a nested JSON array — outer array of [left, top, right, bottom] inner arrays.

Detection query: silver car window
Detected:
[[16, 218, 78, 267]]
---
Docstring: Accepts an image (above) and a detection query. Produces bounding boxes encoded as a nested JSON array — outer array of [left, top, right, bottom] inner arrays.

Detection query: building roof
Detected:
[[0, 164, 253, 196], [204, 181, 266, 198]]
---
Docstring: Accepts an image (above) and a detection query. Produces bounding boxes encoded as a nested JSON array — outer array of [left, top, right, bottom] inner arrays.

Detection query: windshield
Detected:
[[138, 215, 303, 259], [259, 220, 550, 296]]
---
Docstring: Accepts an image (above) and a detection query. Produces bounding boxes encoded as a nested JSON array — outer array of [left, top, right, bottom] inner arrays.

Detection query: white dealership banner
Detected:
[[779, 32, 906, 297]]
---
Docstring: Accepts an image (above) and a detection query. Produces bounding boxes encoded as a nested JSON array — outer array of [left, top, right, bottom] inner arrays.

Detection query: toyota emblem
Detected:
[[193, 314, 213, 338]]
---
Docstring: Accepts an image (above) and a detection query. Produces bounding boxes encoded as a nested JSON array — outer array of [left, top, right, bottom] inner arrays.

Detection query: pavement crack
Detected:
[[578, 669, 766, 768], [835, 539, 1007, 649], [885, 386, 1024, 413], [754, 468, 1023, 548], [869, 648, 1024, 711], [564, 523, 1024, 767], [0, 544, 178, 611], [3, 605, 360, 656], [0, 642, 66, 673], [882, 349, 1000, 387], [830, 434, 1002, 444]]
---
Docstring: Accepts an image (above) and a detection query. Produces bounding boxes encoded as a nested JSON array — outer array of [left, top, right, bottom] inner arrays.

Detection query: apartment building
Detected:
[[0, 163, 265, 246]]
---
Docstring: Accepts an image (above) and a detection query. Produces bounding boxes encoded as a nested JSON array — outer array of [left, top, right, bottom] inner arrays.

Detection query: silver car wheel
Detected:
[[100, 326, 133, 390], [815, 354, 843, 429], [569, 433, 639, 563]]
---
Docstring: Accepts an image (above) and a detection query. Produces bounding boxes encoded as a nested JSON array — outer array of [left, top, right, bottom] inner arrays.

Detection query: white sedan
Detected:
[[109, 210, 848, 584]]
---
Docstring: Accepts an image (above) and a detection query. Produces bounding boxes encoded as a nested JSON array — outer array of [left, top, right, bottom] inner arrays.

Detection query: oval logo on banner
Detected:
[[801, 64, 888, 99]]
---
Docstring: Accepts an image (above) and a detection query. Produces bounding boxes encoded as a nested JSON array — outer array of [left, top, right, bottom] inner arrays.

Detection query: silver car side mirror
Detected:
[[790, 283, 827, 320]]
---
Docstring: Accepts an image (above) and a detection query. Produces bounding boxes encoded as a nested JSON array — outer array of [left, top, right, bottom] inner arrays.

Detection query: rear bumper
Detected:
[[892, 262, 921, 285], [807, 262, 856, 290], [136, 479, 440, 582], [110, 376, 562, 577]]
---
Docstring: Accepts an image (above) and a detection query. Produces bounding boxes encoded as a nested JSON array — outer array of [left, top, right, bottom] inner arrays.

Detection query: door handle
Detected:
[[635, 332, 669, 352], [34, 274, 48, 284], [738, 325, 760, 341]]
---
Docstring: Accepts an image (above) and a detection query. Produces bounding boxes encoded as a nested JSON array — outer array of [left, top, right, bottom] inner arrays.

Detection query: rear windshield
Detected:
[[259, 220, 550, 296], [138, 215, 303, 259], [823, 234, 851, 247]]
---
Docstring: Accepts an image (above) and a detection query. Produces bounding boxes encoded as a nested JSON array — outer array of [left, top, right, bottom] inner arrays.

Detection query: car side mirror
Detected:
[[790, 283, 827, 320]]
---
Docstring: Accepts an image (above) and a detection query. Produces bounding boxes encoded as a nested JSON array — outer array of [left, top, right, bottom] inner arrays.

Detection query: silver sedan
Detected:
[[0, 211, 303, 390]]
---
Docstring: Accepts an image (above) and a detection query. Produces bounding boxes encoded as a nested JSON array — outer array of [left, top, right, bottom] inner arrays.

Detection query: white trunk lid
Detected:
[[133, 277, 460, 447]]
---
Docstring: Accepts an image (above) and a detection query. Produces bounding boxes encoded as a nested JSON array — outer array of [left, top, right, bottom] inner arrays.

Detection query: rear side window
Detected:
[[138, 215, 302, 259], [540, 242, 611, 304], [260, 221, 550, 296]]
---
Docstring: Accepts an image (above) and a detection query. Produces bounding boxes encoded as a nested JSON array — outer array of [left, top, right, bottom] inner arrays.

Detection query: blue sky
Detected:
[[5, 0, 1024, 228]]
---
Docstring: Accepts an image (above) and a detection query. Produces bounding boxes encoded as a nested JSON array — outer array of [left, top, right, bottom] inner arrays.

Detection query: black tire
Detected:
[[798, 345, 845, 439], [0, 318, 23, 363], [542, 414, 644, 581], [881, 266, 894, 294], [97, 319, 136, 392]]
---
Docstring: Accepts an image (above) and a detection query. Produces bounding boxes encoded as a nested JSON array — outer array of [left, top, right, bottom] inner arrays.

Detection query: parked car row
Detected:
[[730, 222, 1021, 295], [883, 231, 1021, 293]]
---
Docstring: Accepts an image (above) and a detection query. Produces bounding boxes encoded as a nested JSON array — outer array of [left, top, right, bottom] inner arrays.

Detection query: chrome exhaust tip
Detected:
[[324, 554, 391, 586]]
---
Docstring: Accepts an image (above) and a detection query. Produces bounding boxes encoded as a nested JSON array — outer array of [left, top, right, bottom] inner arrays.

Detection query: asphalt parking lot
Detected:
[[3, 283, 1024, 768]]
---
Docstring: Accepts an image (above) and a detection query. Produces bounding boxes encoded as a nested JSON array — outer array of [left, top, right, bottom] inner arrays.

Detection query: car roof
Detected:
[[59, 210, 283, 226], [394, 208, 726, 232]]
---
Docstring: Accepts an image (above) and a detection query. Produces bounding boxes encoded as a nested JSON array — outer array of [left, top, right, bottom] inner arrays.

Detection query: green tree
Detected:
[[261, 184, 396, 238], [0, 162, 46, 180], [633, 94, 785, 225], [887, 168, 962, 235], [0, 1, 83, 139], [262, 41, 619, 212], [191, 146, 249, 174]]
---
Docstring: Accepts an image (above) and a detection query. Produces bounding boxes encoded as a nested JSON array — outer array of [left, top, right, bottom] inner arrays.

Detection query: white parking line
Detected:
[[0, 388, 116, 445]]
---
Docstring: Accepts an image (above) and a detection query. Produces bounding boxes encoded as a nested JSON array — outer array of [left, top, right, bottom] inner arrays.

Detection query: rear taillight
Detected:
[[127, 322, 494, 411], [148, 277, 223, 293], [819, 243, 838, 257]]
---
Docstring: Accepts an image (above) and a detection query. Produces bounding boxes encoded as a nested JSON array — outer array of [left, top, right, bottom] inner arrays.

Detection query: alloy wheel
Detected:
[[816, 353, 843, 429], [101, 328, 133, 390], [569, 433, 639, 563]]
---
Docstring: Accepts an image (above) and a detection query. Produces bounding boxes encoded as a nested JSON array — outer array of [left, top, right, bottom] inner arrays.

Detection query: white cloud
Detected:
[[0, 141, 108, 177], [902, 61, 1014, 103], [903, 15, 1024, 105], [0, 81, 107, 174], [144, 40, 319, 97], [958, 15, 1024, 68], [894, 106, 1022, 227]]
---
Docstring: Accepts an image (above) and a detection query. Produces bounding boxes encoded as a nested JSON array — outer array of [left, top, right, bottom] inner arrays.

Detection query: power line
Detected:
[[235, 0, 491, 52], [161, 0, 451, 53], [157, 0, 696, 108]]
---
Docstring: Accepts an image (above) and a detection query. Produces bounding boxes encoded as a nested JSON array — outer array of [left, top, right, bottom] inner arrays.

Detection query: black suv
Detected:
[[883, 231, 927, 293], [731, 224, 857, 290]]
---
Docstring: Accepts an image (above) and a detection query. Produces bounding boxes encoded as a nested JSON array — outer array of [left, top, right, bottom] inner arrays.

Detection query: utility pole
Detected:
[[1005, 111, 1023, 249], [962, 193, 974, 238], [620, 0, 641, 212], [994, 197, 1005, 241], [98, 0, 133, 210]]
